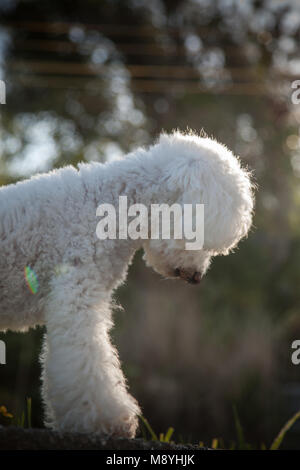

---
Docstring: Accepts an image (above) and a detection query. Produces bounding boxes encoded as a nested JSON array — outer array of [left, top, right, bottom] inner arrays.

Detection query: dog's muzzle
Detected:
[[174, 268, 202, 285]]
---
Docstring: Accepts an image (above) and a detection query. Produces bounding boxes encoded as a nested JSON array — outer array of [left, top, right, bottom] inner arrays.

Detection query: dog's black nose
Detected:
[[174, 268, 181, 277], [187, 272, 202, 285], [174, 268, 202, 284]]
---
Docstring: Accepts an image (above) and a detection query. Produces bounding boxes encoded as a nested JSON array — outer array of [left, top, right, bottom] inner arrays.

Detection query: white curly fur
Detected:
[[0, 130, 254, 437]]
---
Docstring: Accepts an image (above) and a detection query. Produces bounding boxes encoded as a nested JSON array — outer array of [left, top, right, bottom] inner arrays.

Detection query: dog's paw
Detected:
[[108, 413, 139, 439]]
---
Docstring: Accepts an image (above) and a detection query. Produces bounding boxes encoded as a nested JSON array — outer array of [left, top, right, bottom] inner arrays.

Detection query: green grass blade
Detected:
[[232, 405, 245, 450], [164, 427, 174, 443], [18, 411, 25, 428], [211, 438, 218, 449], [270, 410, 300, 450], [139, 415, 158, 441], [26, 397, 32, 428]]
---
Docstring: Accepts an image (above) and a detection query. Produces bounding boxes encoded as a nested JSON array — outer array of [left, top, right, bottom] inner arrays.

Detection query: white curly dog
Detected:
[[0, 131, 254, 437]]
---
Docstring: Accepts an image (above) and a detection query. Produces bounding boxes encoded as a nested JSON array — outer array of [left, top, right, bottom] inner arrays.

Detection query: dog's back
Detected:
[[0, 166, 82, 331]]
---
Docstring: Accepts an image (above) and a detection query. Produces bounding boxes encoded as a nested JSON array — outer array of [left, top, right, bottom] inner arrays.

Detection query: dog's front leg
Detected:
[[40, 266, 140, 437]]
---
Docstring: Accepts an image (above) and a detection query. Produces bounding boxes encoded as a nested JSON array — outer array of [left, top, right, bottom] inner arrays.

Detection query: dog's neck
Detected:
[[78, 157, 164, 289], [79, 150, 177, 209]]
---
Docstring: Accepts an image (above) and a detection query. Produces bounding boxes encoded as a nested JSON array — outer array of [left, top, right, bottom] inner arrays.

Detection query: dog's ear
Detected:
[[160, 149, 253, 255]]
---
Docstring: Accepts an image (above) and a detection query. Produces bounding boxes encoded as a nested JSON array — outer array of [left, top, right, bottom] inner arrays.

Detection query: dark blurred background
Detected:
[[1, 0, 300, 449]]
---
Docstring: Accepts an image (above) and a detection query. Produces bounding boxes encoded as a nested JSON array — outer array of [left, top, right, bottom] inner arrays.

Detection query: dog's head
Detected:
[[142, 131, 254, 284]]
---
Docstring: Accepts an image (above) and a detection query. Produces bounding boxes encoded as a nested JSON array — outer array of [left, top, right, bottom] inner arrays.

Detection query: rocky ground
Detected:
[[0, 426, 208, 450]]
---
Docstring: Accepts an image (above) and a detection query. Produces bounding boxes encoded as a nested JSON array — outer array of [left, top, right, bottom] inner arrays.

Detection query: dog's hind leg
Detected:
[[40, 266, 140, 437]]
